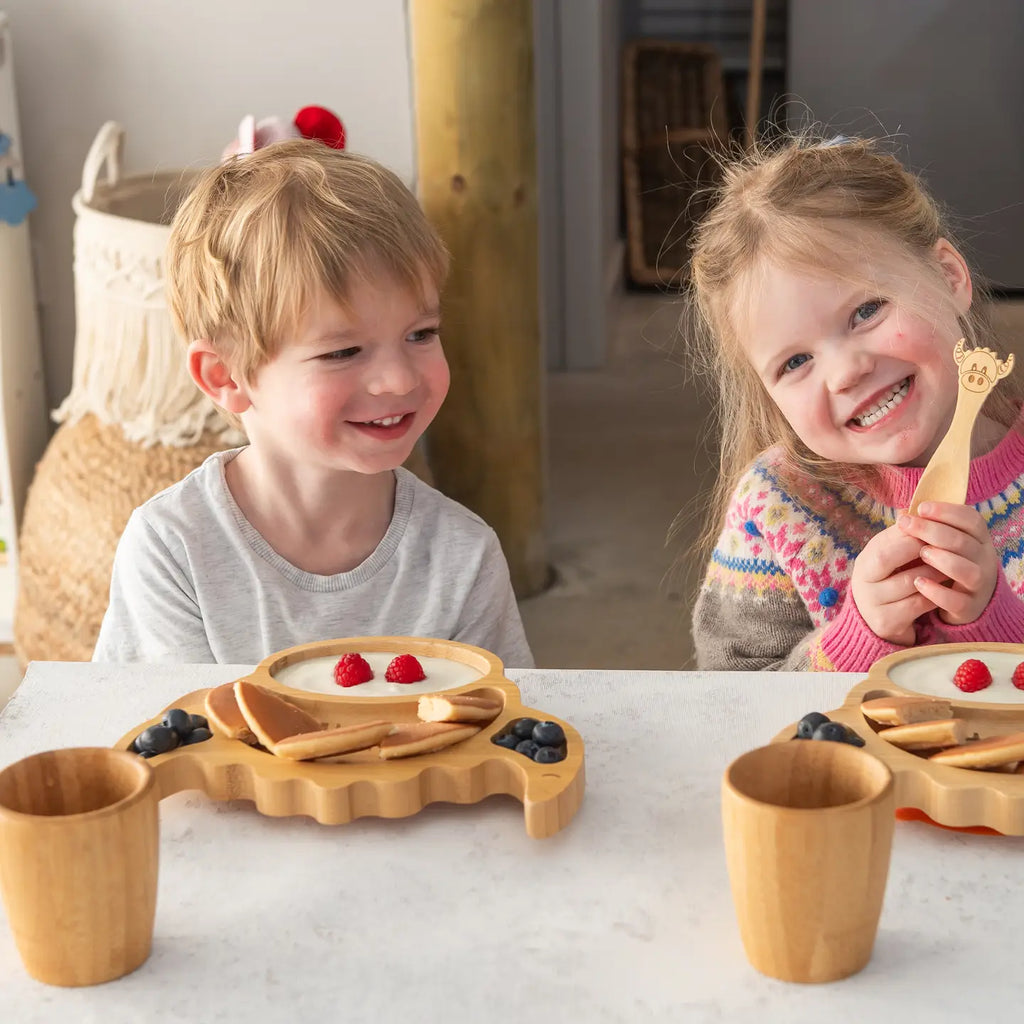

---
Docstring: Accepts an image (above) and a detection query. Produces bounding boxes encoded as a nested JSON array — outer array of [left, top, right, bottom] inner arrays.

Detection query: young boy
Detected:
[[92, 140, 534, 667]]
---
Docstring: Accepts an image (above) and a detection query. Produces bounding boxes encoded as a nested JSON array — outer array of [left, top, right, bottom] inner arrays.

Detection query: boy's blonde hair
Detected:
[[686, 133, 1023, 554], [166, 139, 449, 382]]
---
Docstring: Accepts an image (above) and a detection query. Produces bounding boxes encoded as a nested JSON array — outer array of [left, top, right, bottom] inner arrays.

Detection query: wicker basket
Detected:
[[622, 41, 727, 288]]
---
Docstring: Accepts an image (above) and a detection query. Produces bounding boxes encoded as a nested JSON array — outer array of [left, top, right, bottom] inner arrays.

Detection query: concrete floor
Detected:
[[519, 289, 714, 670]]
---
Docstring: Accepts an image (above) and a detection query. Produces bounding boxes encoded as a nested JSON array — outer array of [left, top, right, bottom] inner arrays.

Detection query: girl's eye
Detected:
[[781, 353, 811, 375], [852, 299, 884, 327], [407, 326, 440, 344], [321, 346, 361, 361]]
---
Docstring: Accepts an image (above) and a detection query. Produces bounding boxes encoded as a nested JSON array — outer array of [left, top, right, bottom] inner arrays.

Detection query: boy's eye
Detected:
[[321, 346, 361, 361], [852, 299, 884, 327], [781, 353, 811, 375], [407, 326, 440, 344]]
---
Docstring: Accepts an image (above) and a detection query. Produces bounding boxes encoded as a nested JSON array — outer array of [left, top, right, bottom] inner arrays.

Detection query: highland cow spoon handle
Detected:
[[908, 339, 1014, 515]]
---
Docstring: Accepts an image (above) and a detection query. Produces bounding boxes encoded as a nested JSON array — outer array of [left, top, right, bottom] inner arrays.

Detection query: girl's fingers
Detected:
[[899, 514, 976, 556], [871, 563, 947, 603], [907, 502, 988, 542], [914, 574, 973, 617], [918, 546, 985, 592], [884, 591, 938, 627], [860, 529, 928, 582]]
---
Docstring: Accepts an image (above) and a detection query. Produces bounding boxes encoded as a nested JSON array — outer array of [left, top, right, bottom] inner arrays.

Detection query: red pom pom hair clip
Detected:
[[221, 105, 346, 162]]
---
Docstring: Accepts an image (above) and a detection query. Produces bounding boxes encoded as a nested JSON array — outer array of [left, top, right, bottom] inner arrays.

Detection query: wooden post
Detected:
[[409, 0, 547, 598], [745, 0, 767, 149]]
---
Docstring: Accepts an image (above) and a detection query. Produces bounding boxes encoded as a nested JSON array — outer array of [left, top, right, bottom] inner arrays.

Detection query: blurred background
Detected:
[[0, 0, 1021, 705]]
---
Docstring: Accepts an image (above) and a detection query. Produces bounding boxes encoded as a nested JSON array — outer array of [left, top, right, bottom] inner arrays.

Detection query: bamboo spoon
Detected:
[[908, 339, 1014, 515]]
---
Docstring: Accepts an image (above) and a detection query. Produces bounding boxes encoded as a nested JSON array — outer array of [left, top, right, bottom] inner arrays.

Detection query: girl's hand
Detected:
[[898, 502, 999, 625], [851, 525, 944, 644]]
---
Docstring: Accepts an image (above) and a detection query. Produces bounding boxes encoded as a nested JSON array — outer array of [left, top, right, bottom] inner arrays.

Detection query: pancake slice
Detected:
[[234, 679, 324, 748], [379, 721, 480, 760], [860, 696, 953, 726], [929, 731, 1024, 769], [205, 681, 257, 743], [272, 720, 397, 760], [877, 718, 968, 751], [418, 693, 502, 724]]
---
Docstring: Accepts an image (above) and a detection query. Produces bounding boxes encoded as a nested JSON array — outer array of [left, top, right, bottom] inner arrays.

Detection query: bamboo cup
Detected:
[[0, 747, 159, 986], [722, 740, 894, 983]]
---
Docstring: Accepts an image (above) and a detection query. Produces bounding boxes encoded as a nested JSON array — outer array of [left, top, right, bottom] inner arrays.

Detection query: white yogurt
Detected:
[[888, 651, 1024, 703], [272, 652, 483, 697]]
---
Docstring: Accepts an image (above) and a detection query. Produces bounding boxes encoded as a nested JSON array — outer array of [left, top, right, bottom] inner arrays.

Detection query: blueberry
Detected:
[[492, 732, 520, 750], [533, 745, 565, 764], [181, 727, 213, 745], [532, 721, 565, 746], [511, 718, 539, 740], [138, 749, 157, 759], [812, 721, 848, 744], [163, 708, 193, 739], [136, 724, 179, 755], [189, 713, 209, 731], [515, 739, 540, 759], [797, 712, 831, 739]]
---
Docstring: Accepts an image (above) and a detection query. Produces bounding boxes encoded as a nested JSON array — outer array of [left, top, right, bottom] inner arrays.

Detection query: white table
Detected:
[[2, 662, 1023, 1022]]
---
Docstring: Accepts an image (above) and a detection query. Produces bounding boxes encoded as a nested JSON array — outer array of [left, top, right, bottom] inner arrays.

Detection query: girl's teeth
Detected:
[[368, 415, 403, 427], [853, 378, 910, 427]]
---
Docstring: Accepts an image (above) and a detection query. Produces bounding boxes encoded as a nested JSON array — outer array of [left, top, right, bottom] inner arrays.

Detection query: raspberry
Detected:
[[1013, 663, 1024, 691], [384, 654, 426, 684], [952, 658, 992, 693], [334, 653, 373, 688]]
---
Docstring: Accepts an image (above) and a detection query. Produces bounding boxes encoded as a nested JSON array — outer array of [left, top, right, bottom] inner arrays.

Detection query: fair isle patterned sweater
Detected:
[[693, 426, 1024, 672]]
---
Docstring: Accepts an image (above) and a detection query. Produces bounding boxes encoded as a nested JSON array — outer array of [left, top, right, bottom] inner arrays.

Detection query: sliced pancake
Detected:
[[877, 718, 968, 751], [418, 693, 502, 724], [205, 681, 257, 743], [929, 731, 1024, 770], [234, 679, 323, 748], [271, 720, 396, 761], [378, 721, 480, 760], [860, 695, 953, 726]]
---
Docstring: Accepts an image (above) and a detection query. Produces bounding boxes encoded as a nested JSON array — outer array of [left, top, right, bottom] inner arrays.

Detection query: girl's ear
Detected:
[[934, 238, 973, 314], [187, 340, 252, 415]]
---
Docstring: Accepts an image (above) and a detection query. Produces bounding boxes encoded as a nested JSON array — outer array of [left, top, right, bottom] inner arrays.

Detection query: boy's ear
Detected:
[[187, 340, 252, 415], [934, 238, 973, 314]]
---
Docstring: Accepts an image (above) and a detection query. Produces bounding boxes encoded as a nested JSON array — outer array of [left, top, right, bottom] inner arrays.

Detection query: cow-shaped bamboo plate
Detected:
[[773, 642, 1024, 834], [114, 637, 585, 839]]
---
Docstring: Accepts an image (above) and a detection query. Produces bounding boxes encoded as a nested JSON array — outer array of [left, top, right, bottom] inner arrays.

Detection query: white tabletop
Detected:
[[2, 662, 1023, 1022]]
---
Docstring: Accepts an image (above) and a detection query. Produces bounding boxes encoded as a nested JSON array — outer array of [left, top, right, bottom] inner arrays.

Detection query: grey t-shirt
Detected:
[[93, 450, 534, 668]]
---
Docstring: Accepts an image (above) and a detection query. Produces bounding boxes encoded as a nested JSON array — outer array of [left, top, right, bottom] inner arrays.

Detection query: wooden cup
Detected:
[[0, 747, 159, 986], [722, 740, 894, 984]]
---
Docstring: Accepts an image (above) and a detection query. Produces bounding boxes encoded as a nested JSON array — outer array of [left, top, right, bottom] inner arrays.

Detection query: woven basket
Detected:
[[54, 122, 243, 447], [14, 416, 234, 664], [622, 41, 727, 287]]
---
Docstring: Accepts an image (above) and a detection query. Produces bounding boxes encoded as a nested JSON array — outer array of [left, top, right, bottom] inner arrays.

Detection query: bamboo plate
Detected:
[[113, 637, 585, 839], [773, 642, 1024, 835]]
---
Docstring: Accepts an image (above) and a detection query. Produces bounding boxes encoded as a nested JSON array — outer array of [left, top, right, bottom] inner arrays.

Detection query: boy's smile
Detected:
[[236, 276, 450, 478]]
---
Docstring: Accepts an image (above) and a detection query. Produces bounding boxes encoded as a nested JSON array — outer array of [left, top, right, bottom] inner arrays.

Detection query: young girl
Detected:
[[688, 134, 1024, 672]]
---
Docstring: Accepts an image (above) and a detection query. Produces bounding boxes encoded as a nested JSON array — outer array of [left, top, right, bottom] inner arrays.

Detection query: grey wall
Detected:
[[788, 0, 1024, 290], [536, 0, 622, 371]]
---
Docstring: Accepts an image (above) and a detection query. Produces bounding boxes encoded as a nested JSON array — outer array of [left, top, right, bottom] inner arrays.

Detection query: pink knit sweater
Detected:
[[692, 424, 1024, 671]]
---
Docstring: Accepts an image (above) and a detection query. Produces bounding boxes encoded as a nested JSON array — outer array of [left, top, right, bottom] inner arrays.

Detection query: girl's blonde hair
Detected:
[[687, 133, 1023, 555], [166, 139, 449, 383]]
